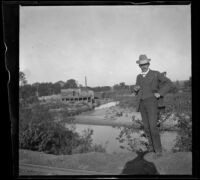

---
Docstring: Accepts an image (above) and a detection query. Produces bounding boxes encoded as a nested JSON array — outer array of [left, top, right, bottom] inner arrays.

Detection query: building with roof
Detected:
[[61, 88, 95, 103]]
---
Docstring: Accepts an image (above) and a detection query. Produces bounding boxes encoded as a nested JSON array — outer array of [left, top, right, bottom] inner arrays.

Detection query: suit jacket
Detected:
[[134, 69, 174, 112]]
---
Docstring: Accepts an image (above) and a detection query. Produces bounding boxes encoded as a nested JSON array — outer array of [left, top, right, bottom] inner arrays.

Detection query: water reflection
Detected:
[[74, 124, 130, 154], [66, 123, 178, 154], [65, 101, 178, 154]]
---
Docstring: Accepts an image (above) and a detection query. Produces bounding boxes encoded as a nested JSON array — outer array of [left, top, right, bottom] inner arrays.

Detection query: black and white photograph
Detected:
[[18, 4, 192, 175]]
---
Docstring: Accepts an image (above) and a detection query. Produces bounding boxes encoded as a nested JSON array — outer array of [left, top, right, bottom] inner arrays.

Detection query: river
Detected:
[[94, 101, 119, 110], [65, 101, 178, 154]]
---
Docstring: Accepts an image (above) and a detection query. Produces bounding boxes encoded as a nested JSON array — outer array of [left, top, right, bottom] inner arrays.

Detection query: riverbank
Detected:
[[19, 100, 192, 175], [73, 102, 140, 126], [73, 103, 178, 131], [19, 149, 192, 175]]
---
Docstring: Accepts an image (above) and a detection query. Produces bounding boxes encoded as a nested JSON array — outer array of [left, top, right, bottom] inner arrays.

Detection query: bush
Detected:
[[115, 123, 149, 152], [19, 103, 106, 155], [163, 92, 192, 152], [72, 128, 106, 154], [19, 104, 77, 154], [173, 113, 192, 152], [72, 128, 93, 153]]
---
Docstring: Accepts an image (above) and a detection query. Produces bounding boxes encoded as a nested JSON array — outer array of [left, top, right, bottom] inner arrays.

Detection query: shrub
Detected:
[[72, 128, 93, 153], [91, 144, 107, 153], [115, 124, 149, 152], [19, 103, 106, 155], [72, 128, 106, 154], [163, 92, 192, 152], [163, 92, 191, 114], [19, 104, 77, 154], [173, 113, 192, 152]]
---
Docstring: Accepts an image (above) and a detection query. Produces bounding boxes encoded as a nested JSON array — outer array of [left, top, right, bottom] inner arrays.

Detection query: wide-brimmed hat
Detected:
[[136, 54, 151, 65]]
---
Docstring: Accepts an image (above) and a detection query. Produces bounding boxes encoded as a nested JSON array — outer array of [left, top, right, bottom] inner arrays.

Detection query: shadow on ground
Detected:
[[121, 151, 159, 175]]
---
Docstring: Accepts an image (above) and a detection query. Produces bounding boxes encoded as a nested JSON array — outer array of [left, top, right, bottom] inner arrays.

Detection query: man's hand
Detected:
[[134, 85, 140, 92], [154, 93, 161, 98]]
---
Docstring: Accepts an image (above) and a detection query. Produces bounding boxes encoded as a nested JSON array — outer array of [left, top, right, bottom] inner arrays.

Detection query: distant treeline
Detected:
[[19, 71, 191, 100], [19, 81, 131, 99]]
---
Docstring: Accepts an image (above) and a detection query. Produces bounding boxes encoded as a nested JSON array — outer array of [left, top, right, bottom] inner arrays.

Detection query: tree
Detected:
[[113, 84, 120, 91], [19, 71, 27, 86], [184, 76, 191, 89], [79, 84, 83, 88], [52, 83, 61, 94], [175, 80, 180, 88], [63, 79, 78, 89], [119, 82, 126, 88]]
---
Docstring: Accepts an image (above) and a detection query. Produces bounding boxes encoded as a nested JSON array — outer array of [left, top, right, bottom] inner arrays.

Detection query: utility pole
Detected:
[[85, 76, 87, 89]]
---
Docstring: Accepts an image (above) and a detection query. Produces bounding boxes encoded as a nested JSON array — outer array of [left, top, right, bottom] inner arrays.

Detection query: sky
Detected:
[[20, 5, 191, 87]]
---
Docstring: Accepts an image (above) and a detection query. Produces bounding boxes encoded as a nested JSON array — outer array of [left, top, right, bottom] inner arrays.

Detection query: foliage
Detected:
[[115, 91, 192, 152], [90, 86, 111, 92], [116, 125, 149, 152], [173, 113, 192, 152], [19, 104, 74, 154], [157, 92, 192, 152], [19, 103, 106, 155], [183, 76, 191, 90], [19, 71, 39, 105], [20, 84, 36, 99], [114, 82, 129, 90], [92, 144, 107, 153], [37, 82, 61, 96], [63, 79, 78, 89], [19, 71, 136, 100], [19, 72, 78, 98], [19, 71, 27, 86], [72, 128, 106, 154], [172, 77, 191, 93], [74, 128, 93, 153], [46, 101, 95, 119], [164, 92, 191, 114]]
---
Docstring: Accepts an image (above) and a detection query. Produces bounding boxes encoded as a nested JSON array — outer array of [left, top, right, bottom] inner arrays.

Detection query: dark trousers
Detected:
[[139, 97, 162, 153]]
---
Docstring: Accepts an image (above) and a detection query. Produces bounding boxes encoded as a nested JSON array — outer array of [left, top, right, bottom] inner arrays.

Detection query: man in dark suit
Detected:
[[134, 54, 174, 156]]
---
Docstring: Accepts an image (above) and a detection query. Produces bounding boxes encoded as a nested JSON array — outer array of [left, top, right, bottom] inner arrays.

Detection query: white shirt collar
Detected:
[[141, 68, 150, 76]]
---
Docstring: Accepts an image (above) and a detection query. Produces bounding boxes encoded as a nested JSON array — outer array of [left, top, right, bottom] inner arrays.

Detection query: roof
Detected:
[[61, 88, 94, 97]]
